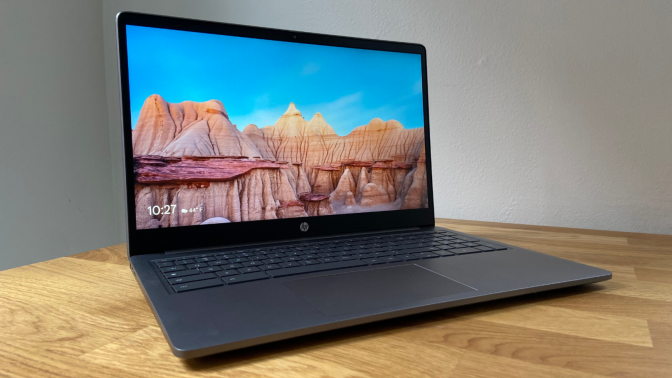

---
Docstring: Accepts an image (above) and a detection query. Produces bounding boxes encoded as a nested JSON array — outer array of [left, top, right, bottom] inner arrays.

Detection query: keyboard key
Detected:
[[223, 272, 269, 285], [175, 260, 195, 265], [267, 259, 368, 278], [156, 262, 174, 268], [208, 260, 228, 266], [195, 257, 216, 262], [173, 278, 223, 293], [302, 259, 321, 265], [362, 258, 386, 265], [243, 261, 264, 267], [280, 261, 302, 268], [417, 252, 440, 259], [262, 258, 284, 264], [238, 267, 261, 274], [403, 247, 434, 254], [160, 266, 185, 273], [339, 255, 359, 261], [216, 270, 239, 277], [455, 236, 479, 242], [475, 246, 495, 252], [186, 263, 209, 269], [478, 242, 507, 250], [449, 248, 481, 255], [433, 250, 456, 256], [163, 269, 201, 278], [382, 256, 403, 263], [168, 273, 217, 285], [398, 254, 420, 261], [447, 244, 467, 249], [259, 264, 281, 271], [199, 266, 222, 273], [223, 263, 244, 270], [228, 258, 249, 263], [282, 256, 302, 262], [354, 253, 374, 259], [317, 257, 340, 263]]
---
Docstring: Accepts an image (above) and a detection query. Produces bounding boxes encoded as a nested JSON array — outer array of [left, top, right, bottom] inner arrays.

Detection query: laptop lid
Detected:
[[116, 12, 434, 257]]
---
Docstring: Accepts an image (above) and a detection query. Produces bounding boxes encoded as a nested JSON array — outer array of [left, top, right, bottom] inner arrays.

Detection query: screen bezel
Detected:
[[116, 12, 435, 257]]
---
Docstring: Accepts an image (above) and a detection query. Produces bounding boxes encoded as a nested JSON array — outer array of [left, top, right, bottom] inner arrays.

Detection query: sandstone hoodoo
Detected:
[[330, 168, 357, 202], [344, 191, 357, 206], [299, 193, 334, 217], [133, 96, 428, 228]]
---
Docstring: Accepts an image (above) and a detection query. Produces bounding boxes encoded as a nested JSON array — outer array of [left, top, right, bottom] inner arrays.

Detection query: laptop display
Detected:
[[126, 25, 428, 230]]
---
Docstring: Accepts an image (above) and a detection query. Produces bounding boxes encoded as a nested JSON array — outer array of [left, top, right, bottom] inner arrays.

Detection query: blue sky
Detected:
[[126, 25, 424, 136]]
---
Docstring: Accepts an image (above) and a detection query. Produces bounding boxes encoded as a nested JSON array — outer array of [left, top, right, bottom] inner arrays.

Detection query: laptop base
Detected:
[[131, 226, 611, 358]]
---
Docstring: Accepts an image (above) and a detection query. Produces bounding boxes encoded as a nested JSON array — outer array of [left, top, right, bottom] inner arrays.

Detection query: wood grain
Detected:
[[0, 218, 670, 377]]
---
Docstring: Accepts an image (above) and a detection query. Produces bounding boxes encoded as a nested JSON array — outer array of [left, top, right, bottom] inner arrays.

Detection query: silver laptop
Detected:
[[116, 12, 611, 358]]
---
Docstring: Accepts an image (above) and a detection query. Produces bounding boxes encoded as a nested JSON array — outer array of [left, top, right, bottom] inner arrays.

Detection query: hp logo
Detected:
[[299, 222, 309, 232]]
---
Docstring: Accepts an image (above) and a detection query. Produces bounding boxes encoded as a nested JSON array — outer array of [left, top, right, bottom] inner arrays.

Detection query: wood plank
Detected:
[[588, 279, 672, 302], [635, 267, 672, 284], [463, 304, 653, 347], [452, 351, 605, 378], [539, 289, 672, 324], [79, 326, 464, 378], [392, 318, 671, 378], [68, 244, 129, 266]]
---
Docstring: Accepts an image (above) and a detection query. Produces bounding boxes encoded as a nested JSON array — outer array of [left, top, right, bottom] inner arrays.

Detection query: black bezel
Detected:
[[116, 12, 435, 257]]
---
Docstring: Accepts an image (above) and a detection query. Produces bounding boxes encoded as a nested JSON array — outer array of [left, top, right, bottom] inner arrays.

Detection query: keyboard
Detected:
[[152, 229, 508, 293]]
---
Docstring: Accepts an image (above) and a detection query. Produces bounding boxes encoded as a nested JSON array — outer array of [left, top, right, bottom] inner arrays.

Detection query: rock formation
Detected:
[[134, 156, 308, 229], [360, 183, 392, 207], [239, 103, 424, 180], [299, 193, 334, 217], [276, 200, 308, 219], [133, 94, 262, 158], [368, 162, 396, 205], [313, 166, 337, 194], [344, 191, 357, 206], [401, 145, 429, 209], [132, 96, 429, 228], [330, 168, 357, 201], [356, 166, 370, 198]]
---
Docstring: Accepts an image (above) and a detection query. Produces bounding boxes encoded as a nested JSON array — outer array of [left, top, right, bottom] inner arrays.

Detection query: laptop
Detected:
[[116, 12, 611, 358]]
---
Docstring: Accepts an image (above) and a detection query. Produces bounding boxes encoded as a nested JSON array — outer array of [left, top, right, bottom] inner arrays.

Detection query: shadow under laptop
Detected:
[[181, 282, 608, 371]]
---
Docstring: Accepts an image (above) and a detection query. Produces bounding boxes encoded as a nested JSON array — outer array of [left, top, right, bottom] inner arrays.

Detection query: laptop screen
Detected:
[[126, 25, 428, 230]]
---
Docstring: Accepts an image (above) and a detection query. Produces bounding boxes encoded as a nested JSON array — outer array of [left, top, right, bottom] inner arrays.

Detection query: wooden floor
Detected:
[[0, 218, 670, 377]]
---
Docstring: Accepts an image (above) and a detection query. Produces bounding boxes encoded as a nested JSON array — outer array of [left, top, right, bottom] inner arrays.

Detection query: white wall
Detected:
[[0, 0, 118, 270], [102, 0, 672, 236]]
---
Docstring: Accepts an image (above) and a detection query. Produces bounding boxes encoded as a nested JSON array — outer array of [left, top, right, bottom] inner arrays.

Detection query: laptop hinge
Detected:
[[164, 226, 423, 255]]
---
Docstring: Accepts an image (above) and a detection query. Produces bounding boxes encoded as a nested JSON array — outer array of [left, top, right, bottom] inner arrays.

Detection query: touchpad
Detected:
[[283, 264, 475, 317]]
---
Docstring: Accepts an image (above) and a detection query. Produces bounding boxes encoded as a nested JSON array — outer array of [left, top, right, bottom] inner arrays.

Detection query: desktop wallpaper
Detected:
[[127, 25, 428, 229]]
